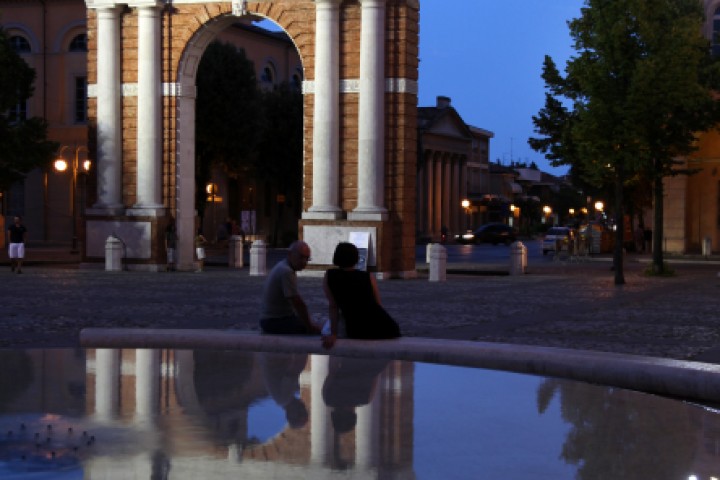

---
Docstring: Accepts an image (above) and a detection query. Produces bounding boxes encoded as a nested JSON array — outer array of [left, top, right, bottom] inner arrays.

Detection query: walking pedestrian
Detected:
[[195, 228, 208, 272], [7, 216, 27, 274]]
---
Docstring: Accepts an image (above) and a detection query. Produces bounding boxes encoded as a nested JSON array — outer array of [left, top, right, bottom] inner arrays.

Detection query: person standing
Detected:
[[259, 240, 321, 334], [195, 228, 208, 272], [7, 216, 27, 274]]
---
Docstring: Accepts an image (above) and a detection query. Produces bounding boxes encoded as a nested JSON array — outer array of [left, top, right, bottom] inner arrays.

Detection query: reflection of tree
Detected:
[[538, 379, 697, 479], [0, 351, 34, 408]]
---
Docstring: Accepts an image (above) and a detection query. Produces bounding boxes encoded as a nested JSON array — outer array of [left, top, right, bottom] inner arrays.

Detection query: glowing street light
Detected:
[[461, 199, 471, 230], [55, 145, 91, 253], [594, 201, 604, 212]]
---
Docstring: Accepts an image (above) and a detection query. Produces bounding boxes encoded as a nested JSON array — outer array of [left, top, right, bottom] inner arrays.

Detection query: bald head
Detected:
[[287, 241, 311, 271]]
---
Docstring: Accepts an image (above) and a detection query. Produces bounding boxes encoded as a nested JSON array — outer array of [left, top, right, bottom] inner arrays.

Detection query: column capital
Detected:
[[127, 0, 165, 8], [314, 0, 342, 6], [359, 0, 387, 5], [86, 0, 124, 9]]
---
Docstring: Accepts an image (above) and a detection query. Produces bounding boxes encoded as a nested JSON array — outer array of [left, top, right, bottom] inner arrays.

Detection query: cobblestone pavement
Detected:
[[1, 251, 719, 362]]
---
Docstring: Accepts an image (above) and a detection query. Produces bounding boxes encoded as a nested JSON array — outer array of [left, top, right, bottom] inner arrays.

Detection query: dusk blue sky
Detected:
[[259, 1, 585, 175], [418, 1, 585, 176]]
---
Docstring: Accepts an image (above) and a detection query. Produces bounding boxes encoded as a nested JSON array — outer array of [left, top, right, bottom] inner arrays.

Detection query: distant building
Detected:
[[662, 0, 720, 254], [0, 1, 302, 248], [416, 96, 494, 242]]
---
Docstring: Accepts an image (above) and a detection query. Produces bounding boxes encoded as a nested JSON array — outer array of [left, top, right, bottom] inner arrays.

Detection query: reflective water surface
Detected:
[[0, 349, 718, 479]]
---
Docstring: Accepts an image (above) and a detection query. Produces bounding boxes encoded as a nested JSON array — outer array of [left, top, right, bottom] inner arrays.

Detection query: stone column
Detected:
[[355, 369, 383, 469], [442, 155, 452, 233], [130, 2, 164, 215], [95, 348, 121, 421], [310, 355, 330, 463], [92, 6, 123, 211], [452, 156, 462, 232], [425, 152, 434, 235], [305, 0, 342, 219], [433, 153, 442, 238], [349, 0, 387, 221], [135, 349, 160, 420], [176, 86, 197, 271]]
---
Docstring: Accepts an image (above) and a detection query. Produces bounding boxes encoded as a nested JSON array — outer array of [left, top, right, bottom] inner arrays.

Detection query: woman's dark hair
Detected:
[[332, 242, 359, 268]]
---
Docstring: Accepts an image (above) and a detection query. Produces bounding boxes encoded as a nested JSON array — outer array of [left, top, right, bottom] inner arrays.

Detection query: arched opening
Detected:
[[175, 14, 305, 267]]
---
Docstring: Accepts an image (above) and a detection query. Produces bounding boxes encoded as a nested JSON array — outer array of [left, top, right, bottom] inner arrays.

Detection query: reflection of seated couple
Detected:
[[259, 352, 309, 429], [260, 353, 389, 435], [322, 357, 389, 434], [259, 241, 401, 349]]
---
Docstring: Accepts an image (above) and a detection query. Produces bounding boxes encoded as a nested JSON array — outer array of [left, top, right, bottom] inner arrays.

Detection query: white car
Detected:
[[542, 227, 573, 255]]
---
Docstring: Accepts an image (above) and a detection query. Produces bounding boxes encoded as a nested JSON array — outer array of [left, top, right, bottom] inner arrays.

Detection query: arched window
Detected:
[[9, 35, 31, 53], [261, 65, 275, 85], [69, 33, 88, 52]]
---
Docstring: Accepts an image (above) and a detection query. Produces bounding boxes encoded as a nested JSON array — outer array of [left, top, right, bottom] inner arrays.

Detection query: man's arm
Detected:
[[289, 295, 320, 333]]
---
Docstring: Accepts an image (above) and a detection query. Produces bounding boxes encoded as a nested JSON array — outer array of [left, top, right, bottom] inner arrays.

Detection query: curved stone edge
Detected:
[[80, 328, 720, 404]]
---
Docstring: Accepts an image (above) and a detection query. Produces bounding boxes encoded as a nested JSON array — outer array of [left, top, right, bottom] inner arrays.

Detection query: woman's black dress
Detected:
[[326, 269, 401, 339]]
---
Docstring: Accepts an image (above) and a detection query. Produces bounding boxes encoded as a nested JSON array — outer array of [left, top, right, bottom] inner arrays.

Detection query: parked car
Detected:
[[456, 223, 517, 245], [542, 226, 573, 255]]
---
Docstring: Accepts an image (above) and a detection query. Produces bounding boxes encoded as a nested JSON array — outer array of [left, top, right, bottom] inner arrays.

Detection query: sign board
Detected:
[[348, 231, 370, 271]]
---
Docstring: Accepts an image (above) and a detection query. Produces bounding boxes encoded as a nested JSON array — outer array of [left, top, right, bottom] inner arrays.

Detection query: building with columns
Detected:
[[416, 96, 494, 242], [0, 0, 91, 246], [2, 0, 419, 276], [79, 0, 419, 276]]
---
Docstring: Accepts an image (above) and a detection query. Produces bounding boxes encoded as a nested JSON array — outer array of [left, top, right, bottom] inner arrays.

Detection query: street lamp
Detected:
[[461, 199, 470, 230], [542, 205, 552, 224], [55, 145, 91, 253]]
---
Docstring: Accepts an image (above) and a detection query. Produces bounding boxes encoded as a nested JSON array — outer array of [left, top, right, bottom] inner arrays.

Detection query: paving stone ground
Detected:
[[1, 246, 719, 362]]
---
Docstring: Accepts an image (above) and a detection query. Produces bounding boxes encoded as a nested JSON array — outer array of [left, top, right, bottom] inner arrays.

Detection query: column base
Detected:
[[127, 206, 167, 217], [302, 209, 344, 220], [87, 205, 126, 216], [348, 209, 388, 221]]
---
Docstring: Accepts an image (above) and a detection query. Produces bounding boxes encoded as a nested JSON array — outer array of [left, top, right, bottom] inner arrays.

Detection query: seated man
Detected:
[[259, 240, 321, 334]]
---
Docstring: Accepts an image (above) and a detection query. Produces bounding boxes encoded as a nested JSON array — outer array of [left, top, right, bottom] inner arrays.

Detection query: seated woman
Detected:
[[322, 242, 401, 349]]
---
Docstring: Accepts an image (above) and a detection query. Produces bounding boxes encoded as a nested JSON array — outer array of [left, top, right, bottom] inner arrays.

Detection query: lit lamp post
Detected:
[[205, 182, 221, 242], [461, 199, 470, 230], [55, 145, 90, 253], [542, 205, 552, 224], [594, 200, 605, 225], [509, 204, 520, 228]]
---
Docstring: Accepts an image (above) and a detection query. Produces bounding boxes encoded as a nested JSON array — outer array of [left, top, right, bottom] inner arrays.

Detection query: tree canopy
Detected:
[[0, 28, 57, 191], [530, 0, 720, 280]]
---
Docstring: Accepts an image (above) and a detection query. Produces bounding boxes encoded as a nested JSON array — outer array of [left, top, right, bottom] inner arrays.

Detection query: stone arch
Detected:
[[85, 0, 419, 277]]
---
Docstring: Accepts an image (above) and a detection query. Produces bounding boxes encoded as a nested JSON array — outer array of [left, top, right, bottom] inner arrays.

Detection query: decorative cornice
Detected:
[[88, 83, 197, 98], [302, 78, 418, 95]]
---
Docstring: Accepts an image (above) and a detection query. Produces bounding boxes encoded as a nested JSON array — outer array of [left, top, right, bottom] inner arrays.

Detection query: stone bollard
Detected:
[[426, 243, 433, 263], [509, 241, 527, 275], [428, 243, 447, 282], [703, 236, 712, 257], [228, 235, 244, 268], [249, 240, 267, 276], [105, 235, 123, 272]]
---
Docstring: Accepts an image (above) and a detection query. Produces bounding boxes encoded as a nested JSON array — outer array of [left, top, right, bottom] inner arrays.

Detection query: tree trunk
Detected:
[[652, 166, 664, 273], [613, 164, 625, 285]]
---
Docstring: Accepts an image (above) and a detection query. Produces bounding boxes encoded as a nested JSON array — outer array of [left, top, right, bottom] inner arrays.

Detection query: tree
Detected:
[[530, 0, 720, 282], [0, 28, 57, 191], [195, 41, 262, 217], [255, 82, 304, 246]]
